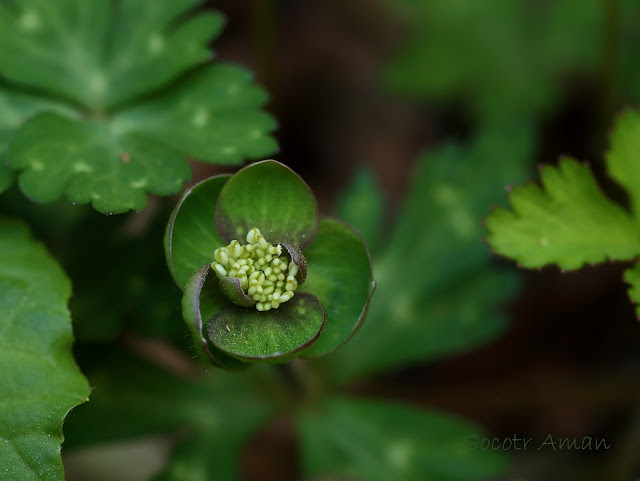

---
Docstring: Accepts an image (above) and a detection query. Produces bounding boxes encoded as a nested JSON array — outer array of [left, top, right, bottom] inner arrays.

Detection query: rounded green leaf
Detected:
[[182, 265, 251, 371], [215, 160, 319, 248], [298, 219, 375, 358], [0, 217, 90, 481], [207, 293, 325, 362], [165, 175, 231, 289], [219, 276, 257, 308]]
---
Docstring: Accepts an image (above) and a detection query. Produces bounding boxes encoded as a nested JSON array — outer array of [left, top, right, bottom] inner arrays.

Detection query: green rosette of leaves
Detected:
[[164, 160, 375, 369]]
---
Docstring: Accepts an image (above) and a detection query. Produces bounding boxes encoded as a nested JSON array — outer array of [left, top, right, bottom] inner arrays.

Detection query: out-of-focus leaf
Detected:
[[0, 86, 74, 154], [486, 158, 640, 270], [606, 109, 640, 219], [0, 1, 277, 213], [0, 217, 90, 481], [64, 350, 276, 481], [47, 208, 185, 342], [0, 86, 74, 194], [327, 122, 533, 382], [623, 261, 640, 318], [0, 0, 220, 110], [298, 397, 507, 481], [620, 0, 640, 104], [335, 169, 385, 254], [0, 164, 14, 194], [383, 0, 603, 119]]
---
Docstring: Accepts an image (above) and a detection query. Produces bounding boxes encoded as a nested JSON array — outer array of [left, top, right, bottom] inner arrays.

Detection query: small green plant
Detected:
[[486, 110, 640, 315], [6, 0, 635, 479], [165, 160, 375, 367], [1, 1, 514, 479]]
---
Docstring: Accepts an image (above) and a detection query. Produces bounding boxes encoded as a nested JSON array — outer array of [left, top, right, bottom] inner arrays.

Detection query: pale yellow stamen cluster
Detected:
[[212, 227, 299, 311]]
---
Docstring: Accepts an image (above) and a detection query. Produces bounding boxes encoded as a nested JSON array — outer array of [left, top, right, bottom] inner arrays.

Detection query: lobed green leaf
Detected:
[[0, 0, 221, 110], [606, 109, 640, 220], [486, 158, 640, 270], [8, 112, 190, 213], [0, 1, 277, 213], [112, 65, 278, 166]]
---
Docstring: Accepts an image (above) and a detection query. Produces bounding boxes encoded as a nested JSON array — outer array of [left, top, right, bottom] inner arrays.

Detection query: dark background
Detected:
[[203, 1, 640, 480]]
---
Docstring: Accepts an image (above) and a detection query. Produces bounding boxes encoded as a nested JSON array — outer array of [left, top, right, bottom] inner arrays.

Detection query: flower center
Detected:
[[211, 227, 299, 311]]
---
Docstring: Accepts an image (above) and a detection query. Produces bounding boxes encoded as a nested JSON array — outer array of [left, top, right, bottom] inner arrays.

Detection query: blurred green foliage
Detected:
[[383, 0, 640, 119], [328, 121, 533, 382], [298, 398, 506, 481]]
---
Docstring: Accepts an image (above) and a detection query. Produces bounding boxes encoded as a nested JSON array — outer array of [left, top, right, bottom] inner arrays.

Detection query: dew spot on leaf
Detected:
[[388, 441, 413, 470], [18, 10, 40, 31]]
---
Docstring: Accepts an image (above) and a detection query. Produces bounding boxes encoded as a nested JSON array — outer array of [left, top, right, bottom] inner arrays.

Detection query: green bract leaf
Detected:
[[0, 217, 90, 481], [606, 109, 640, 219], [327, 122, 533, 381], [336, 169, 385, 254], [486, 158, 640, 270], [207, 293, 326, 362], [215, 160, 319, 248], [219, 276, 258, 308], [298, 219, 375, 358], [1, 1, 277, 213], [281, 239, 308, 283], [165, 175, 230, 289], [298, 397, 507, 481], [183, 265, 251, 371], [168, 164, 374, 366]]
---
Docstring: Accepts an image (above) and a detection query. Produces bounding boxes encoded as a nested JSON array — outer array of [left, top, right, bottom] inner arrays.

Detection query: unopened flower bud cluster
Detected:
[[212, 227, 299, 311]]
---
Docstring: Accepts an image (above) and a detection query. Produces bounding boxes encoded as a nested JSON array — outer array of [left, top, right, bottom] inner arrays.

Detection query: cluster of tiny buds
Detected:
[[212, 227, 299, 311]]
